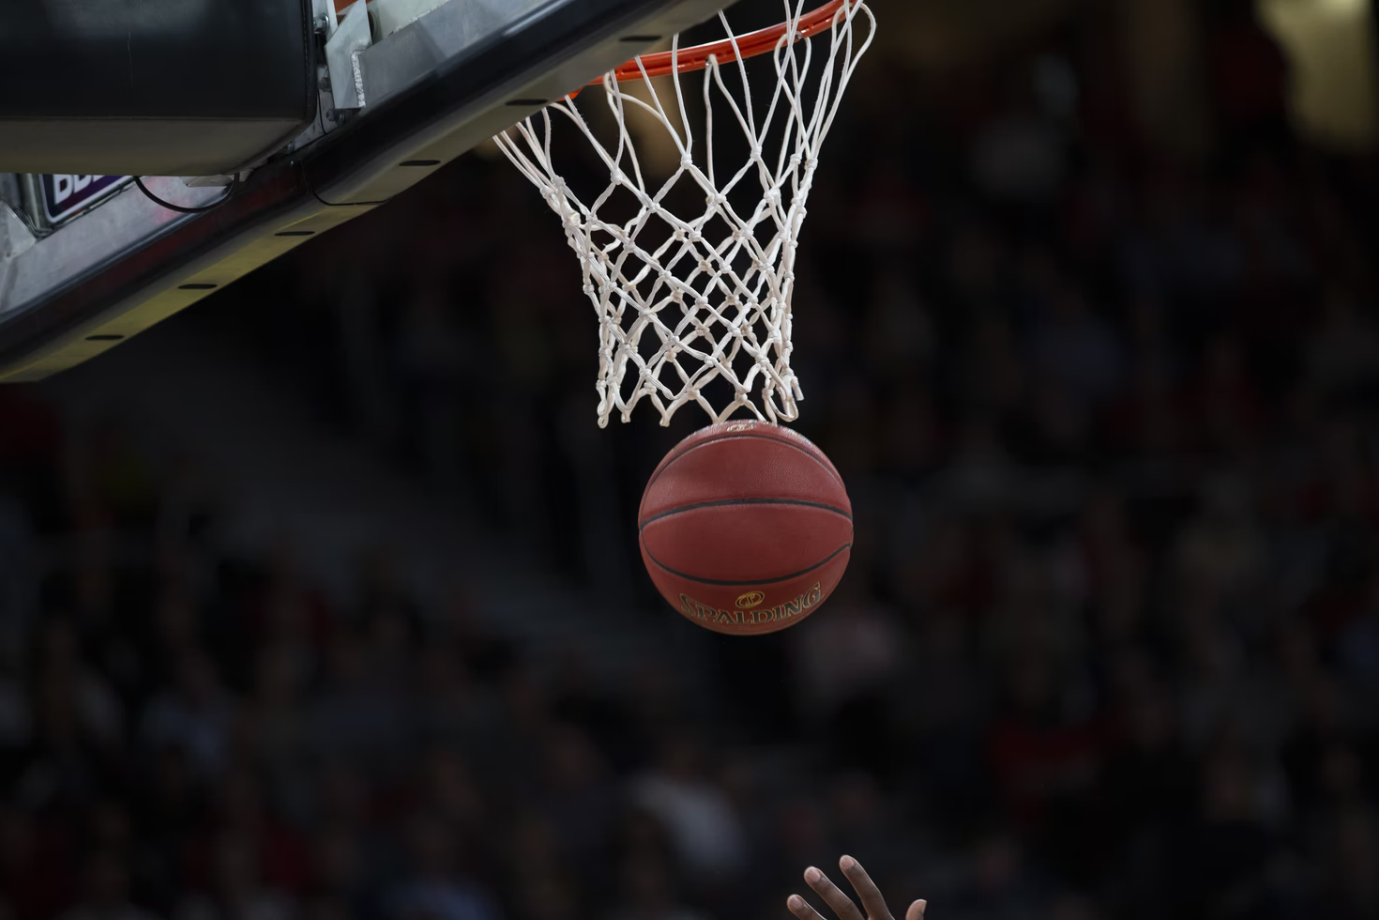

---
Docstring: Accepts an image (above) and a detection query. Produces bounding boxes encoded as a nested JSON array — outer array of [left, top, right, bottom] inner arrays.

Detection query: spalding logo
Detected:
[[736, 590, 766, 609], [680, 583, 823, 626], [725, 422, 756, 432]]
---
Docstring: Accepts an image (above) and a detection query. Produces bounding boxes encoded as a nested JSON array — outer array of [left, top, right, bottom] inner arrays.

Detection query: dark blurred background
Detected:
[[3, 0, 1379, 918]]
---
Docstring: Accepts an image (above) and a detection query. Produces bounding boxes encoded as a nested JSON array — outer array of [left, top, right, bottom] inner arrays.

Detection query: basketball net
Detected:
[[495, 0, 875, 427]]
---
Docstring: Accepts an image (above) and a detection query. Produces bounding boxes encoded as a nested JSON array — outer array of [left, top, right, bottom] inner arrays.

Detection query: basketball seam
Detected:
[[638, 497, 853, 530], [640, 539, 852, 586], [644, 432, 845, 497], [647, 432, 842, 489]]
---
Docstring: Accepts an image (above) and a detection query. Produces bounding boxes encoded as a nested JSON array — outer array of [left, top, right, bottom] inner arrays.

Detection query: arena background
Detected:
[[3, 0, 1379, 918]]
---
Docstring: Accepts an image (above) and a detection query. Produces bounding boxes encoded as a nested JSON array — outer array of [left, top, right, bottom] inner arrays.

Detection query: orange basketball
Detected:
[[638, 420, 853, 635]]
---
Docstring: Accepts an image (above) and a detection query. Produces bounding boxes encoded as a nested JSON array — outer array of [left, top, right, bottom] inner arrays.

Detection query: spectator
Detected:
[[59, 852, 157, 920], [388, 817, 500, 920], [1027, 282, 1123, 409], [631, 733, 748, 879], [1305, 288, 1379, 401], [141, 651, 234, 779], [176, 833, 292, 920], [607, 853, 704, 920], [1206, 0, 1293, 158], [944, 832, 1048, 920]]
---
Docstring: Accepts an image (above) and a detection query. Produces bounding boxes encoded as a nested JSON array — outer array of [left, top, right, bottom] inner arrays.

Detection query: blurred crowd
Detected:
[[5, 1, 1379, 919]]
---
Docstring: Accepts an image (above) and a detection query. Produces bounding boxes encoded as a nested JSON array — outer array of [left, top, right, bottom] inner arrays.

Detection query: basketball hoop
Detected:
[[496, 0, 875, 427]]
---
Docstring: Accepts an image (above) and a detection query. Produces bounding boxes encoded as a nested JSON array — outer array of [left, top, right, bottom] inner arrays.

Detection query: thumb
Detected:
[[904, 900, 927, 920]]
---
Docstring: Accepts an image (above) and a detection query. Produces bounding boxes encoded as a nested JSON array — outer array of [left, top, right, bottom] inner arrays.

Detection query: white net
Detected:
[[495, 0, 875, 427]]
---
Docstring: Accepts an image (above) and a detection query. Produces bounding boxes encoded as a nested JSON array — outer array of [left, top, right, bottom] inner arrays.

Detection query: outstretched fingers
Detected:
[[803, 866, 867, 920], [788, 858, 927, 920], [839, 856, 893, 920], [787, 894, 829, 920]]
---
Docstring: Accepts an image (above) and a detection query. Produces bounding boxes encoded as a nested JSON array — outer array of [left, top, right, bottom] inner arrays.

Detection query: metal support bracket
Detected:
[[313, 0, 339, 38], [327, 1, 373, 112]]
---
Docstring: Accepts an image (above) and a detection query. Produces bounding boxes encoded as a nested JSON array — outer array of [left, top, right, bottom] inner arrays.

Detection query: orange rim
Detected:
[[596, 0, 855, 85]]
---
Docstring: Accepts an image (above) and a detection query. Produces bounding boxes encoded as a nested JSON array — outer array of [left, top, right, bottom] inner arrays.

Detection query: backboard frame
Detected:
[[0, 0, 735, 382]]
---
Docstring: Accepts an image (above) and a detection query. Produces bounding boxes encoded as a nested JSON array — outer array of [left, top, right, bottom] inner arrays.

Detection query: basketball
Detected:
[[638, 420, 853, 635]]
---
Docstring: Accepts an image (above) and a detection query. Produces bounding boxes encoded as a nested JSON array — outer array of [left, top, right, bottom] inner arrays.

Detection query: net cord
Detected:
[[495, 0, 874, 427]]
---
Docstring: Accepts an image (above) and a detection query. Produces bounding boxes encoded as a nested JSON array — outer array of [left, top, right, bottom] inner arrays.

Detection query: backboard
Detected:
[[0, 0, 734, 382]]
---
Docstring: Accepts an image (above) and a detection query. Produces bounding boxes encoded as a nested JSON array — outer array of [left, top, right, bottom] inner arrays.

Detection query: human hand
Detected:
[[787, 856, 927, 920]]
